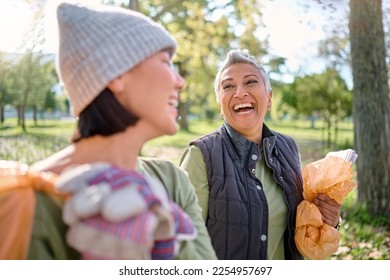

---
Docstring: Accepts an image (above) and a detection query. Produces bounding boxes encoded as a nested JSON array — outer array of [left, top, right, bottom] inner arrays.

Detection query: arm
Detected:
[[179, 145, 209, 222], [137, 157, 217, 260]]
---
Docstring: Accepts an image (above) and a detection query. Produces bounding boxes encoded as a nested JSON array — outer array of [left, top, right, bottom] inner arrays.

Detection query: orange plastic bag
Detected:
[[0, 161, 66, 259], [294, 150, 357, 260]]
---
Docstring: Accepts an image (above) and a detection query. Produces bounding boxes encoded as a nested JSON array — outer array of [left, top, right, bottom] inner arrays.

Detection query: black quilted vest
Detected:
[[190, 123, 304, 260]]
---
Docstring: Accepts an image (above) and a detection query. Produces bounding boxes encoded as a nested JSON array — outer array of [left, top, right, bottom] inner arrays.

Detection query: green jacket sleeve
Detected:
[[179, 145, 209, 222], [137, 157, 217, 260], [27, 192, 80, 260]]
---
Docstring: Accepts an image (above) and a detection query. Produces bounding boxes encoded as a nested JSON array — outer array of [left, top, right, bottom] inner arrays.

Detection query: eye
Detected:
[[222, 84, 234, 90], [160, 52, 173, 66], [246, 79, 258, 85], [162, 58, 172, 66]]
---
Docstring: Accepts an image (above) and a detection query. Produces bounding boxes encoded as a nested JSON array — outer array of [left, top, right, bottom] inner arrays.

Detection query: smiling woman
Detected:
[[179, 49, 343, 260]]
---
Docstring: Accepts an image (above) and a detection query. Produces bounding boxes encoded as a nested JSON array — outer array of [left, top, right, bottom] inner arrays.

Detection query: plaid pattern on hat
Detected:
[[56, 2, 177, 116]]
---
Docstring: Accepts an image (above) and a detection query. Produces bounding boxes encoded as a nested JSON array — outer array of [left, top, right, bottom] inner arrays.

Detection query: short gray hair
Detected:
[[213, 49, 272, 102]]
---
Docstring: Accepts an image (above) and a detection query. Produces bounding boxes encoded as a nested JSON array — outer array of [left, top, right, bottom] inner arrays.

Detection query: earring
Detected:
[[267, 106, 271, 111]]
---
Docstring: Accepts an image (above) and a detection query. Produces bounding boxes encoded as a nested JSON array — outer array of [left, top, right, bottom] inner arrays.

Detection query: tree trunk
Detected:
[[326, 119, 332, 149], [178, 100, 189, 131], [310, 114, 316, 129], [33, 105, 38, 124], [334, 118, 338, 149], [349, 0, 390, 217], [128, 0, 139, 11], [20, 105, 26, 132], [0, 105, 4, 124], [16, 105, 21, 126], [176, 61, 189, 131]]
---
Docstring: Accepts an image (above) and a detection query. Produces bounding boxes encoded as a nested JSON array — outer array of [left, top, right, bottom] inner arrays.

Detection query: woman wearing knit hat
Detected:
[[29, 2, 217, 260]]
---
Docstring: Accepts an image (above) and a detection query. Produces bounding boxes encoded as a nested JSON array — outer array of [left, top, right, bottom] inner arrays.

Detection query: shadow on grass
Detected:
[[29, 124, 58, 129], [0, 125, 15, 131]]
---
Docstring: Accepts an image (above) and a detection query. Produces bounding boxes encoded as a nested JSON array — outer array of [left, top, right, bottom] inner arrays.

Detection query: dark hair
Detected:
[[71, 88, 139, 142]]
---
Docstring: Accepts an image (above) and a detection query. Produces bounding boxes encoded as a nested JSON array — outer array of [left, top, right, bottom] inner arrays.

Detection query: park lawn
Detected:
[[143, 118, 354, 165], [1, 117, 354, 165], [0, 118, 76, 164], [1, 118, 388, 260]]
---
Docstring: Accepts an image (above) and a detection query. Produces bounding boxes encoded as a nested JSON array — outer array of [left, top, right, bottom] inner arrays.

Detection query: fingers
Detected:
[[312, 194, 341, 227]]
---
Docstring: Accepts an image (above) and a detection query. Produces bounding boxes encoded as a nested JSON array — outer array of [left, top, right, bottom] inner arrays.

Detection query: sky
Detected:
[[0, 0, 349, 81], [261, 0, 348, 73]]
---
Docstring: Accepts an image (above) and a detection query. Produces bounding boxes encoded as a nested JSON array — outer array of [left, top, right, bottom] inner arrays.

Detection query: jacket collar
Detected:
[[222, 122, 276, 164]]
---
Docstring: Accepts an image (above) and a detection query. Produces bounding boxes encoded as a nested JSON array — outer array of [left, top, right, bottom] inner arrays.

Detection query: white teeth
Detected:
[[234, 103, 253, 110], [169, 99, 178, 108]]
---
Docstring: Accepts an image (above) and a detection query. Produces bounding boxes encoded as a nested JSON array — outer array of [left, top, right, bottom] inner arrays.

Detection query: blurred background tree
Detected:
[[349, 0, 390, 217]]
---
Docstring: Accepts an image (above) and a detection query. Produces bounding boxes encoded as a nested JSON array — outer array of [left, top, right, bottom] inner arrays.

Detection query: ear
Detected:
[[268, 90, 273, 106], [107, 77, 124, 93], [107, 77, 126, 103]]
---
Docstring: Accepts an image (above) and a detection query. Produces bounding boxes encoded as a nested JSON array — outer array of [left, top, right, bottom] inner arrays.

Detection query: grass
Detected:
[[331, 191, 390, 260], [0, 118, 75, 164], [143, 118, 354, 165], [1, 117, 389, 260]]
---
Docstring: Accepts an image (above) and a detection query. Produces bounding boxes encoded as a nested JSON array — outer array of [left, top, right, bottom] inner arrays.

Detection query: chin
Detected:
[[166, 125, 178, 136], [156, 120, 178, 136]]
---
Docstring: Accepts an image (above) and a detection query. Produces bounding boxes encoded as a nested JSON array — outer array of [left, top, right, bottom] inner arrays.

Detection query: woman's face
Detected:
[[218, 63, 271, 138], [113, 50, 185, 138]]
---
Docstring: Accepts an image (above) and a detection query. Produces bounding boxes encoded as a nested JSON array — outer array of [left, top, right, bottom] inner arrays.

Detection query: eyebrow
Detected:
[[221, 74, 259, 84], [243, 74, 259, 79]]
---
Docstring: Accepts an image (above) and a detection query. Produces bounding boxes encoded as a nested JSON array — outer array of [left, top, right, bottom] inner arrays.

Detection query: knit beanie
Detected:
[[56, 2, 177, 117]]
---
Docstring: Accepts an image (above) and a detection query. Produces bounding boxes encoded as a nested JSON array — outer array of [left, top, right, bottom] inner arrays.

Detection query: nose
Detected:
[[176, 72, 185, 90], [234, 84, 248, 98]]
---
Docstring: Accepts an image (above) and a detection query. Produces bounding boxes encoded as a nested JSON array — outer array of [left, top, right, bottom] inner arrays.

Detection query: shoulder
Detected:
[[137, 157, 200, 217], [180, 145, 203, 162], [137, 157, 191, 193], [190, 126, 223, 146], [30, 146, 74, 174], [137, 157, 182, 177], [272, 130, 299, 151]]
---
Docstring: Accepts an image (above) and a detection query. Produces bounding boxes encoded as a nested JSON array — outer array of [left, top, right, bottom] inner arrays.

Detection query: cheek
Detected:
[[218, 96, 227, 110]]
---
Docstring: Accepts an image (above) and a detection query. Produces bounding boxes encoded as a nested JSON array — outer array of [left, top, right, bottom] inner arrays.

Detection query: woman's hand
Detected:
[[312, 193, 341, 227]]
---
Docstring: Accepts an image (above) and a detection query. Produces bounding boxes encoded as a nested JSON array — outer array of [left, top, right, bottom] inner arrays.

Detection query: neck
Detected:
[[225, 122, 263, 144], [77, 126, 147, 169], [32, 126, 150, 174]]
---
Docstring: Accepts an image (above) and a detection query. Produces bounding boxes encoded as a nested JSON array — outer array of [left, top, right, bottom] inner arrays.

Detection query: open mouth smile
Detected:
[[233, 102, 254, 114]]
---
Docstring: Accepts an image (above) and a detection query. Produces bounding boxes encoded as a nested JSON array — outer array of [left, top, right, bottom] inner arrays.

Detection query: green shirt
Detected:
[[137, 157, 217, 260], [28, 157, 217, 260], [180, 145, 287, 260]]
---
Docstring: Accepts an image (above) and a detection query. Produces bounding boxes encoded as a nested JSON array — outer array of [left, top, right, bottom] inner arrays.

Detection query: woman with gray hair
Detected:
[[180, 49, 341, 260]]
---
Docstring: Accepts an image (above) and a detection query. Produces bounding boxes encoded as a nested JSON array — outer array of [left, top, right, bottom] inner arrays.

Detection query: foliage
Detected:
[[5, 52, 58, 128], [330, 190, 390, 260], [128, 0, 277, 129], [0, 1, 60, 130], [281, 68, 352, 148], [318, 22, 350, 71], [0, 52, 15, 118]]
